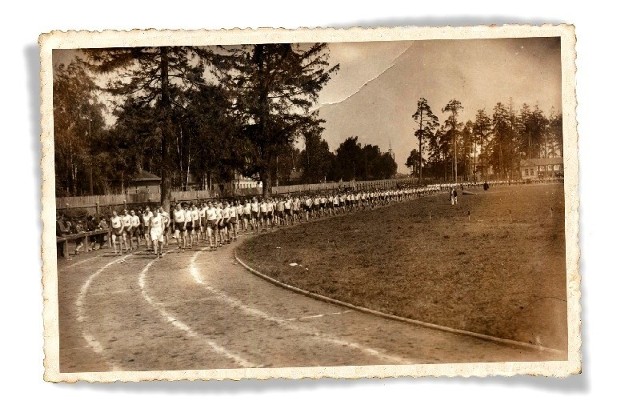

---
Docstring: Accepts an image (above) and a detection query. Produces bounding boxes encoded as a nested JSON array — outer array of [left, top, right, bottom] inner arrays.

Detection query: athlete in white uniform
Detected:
[[149, 208, 165, 258], [229, 201, 238, 242], [121, 210, 132, 252], [292, 196, 301, 223], [159, 207, 170, 244], [110, 210, 124, 255], [218, 203, 229, 244], [235, 201, 244, 234], [259, 200, 268, 231], [142, 206, 153, 250], [199, 204, 207, 241], [130, 210, 141, 251], [190, 203, 201, 246], [251, 198, 260, 231], [184, 204, 193, 249], [243, 200, 251, 232], [173, 203, 186, 251], [266, 199, 275, 230], [204, 201, 218, 250], [284, 196, 292, 225]]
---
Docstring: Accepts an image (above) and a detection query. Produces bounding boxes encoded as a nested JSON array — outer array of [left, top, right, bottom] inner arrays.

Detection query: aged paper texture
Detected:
[[40, 25, 580, 382]]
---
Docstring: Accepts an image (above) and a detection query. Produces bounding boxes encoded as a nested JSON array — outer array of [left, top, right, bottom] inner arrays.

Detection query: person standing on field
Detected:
[[130, 209, 141, 251], [110, 210, 124, 256], [150, 208, 165, 258], [142, 206, 153, 251], [184, 202, 193, 249], [160, 206, 170, 244], [173, 203, 187, 251], [121, 209, 132, 252], [228, 200, 238, 242]]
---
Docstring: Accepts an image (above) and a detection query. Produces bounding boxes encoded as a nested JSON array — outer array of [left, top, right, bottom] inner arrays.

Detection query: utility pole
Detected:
[[418, 110, 423, 182], [88, 118, 94, 195]]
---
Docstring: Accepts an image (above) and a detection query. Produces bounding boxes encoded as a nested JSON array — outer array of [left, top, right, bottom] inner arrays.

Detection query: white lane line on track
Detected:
[[62, 255, 101, 269], [138, 254, 256, 368], [285, 310, 353, 321], [189, 251, 410, 365], [76, 255, 132, 372]]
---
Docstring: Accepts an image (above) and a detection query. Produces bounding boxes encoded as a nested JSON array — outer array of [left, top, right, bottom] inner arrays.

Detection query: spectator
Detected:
[[73, 219, 85, 255], [56, 214, 70, 257], [86, 215, 97, 251], [96, 216, 109, 249], [57, 214, 70, 237]]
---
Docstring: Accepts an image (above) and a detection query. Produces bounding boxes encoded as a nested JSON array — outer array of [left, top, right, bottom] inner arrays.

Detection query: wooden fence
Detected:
[[271, 178, 417, 195], [56, 178, 418, 215]]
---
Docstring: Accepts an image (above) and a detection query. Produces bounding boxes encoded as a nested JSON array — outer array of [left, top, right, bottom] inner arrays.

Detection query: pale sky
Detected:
[[317, 38, 562, 171]]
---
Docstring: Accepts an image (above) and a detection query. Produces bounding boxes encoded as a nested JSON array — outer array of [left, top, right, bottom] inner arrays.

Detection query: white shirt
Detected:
[[174, 209, 186, 223], [111, 216, 122, 229], [150, 215, 163, 231]]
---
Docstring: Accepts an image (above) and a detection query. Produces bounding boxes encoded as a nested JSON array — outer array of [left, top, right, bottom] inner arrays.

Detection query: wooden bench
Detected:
[[56, 229, 111, 259]]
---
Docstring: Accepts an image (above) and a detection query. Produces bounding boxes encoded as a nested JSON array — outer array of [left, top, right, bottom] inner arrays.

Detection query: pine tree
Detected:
[[84, 46, 227, 208], [442, 100, 464, 183], [228, 43, 339, 196], [412, 98, 439, 182], [472, 109, 492, 180]]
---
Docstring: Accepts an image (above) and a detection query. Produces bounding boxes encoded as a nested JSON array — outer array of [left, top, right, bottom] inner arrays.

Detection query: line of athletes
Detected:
[[108, 186, 439, 258]]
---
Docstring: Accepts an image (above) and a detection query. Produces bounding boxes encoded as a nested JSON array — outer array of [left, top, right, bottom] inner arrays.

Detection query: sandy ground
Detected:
[[57, 200, 564, 373], [238, 184, 568, 351]]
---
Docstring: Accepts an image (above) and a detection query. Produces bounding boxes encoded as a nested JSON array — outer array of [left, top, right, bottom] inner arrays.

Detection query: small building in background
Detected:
[[520, 157, 563, 180], [127, 170, 161, 194], [232, 172, 261, 190]]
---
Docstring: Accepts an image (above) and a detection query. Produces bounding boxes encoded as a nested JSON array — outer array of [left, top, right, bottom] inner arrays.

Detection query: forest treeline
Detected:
[[54, 45, 395, 205], [406, 97, 562, 182]]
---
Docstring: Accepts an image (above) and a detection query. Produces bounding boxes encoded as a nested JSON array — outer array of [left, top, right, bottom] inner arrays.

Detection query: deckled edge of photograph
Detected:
[[39, 24, 580, 383]]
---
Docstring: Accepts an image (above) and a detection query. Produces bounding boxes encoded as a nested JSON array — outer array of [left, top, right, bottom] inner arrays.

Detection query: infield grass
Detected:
[[237, 184, 568, 351]]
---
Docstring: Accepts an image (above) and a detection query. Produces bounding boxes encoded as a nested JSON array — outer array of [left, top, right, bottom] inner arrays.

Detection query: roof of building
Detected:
[[520, 157, 563, 167], [131, 170, 161, 182], [289, 169, 303, 180]]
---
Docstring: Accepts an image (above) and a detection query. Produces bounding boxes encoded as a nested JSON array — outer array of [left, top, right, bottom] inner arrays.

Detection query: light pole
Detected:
[[88, 117, 94, 195]]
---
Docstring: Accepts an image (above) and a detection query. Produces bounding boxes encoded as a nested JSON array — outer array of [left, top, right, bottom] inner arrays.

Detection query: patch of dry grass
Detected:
[[238, 184, 567, 350]]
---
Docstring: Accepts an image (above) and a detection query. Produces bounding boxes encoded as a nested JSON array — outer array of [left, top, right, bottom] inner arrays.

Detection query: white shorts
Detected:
[[150, 229, 164, 242]]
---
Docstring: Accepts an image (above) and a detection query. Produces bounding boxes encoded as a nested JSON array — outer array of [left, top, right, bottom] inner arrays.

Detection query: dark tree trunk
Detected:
[[261, 171, 272, 198], [159, 47, 172, 210]]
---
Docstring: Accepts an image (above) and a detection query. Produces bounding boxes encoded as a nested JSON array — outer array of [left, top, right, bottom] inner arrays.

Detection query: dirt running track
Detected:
[[58, 233, 563, 373]]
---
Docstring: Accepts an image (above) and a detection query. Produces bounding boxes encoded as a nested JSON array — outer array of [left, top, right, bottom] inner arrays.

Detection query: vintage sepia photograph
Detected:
[[40, 26, 580, 382]]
